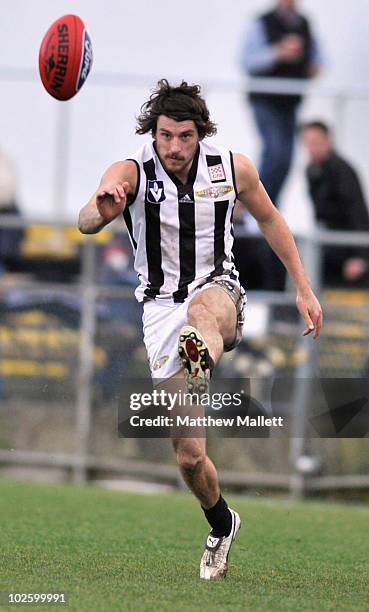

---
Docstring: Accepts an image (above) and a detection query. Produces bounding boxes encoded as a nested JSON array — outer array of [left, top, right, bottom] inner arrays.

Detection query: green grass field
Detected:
[[1, 479, 368, 611]]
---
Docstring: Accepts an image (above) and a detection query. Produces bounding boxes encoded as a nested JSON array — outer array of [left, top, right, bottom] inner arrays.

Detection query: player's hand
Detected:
[[96, 181, 129, 221], [296, 287, 323, 339]]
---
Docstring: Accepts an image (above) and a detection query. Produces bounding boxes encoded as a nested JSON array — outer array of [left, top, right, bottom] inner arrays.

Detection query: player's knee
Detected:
[[176, 447, 206, 475]]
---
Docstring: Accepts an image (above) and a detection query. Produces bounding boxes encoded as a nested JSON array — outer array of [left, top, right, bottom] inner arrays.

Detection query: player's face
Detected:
[[301, 128, 332, 164], [154, 116, 200, 179]]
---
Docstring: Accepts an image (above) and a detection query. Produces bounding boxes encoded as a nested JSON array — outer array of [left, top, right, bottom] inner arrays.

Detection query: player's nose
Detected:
[[169, 138, 181, 154]]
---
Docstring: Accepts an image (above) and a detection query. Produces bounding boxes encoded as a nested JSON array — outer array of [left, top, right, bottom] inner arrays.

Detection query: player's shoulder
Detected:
[[199, 141, 254, 168], [232, 153, 260, 194], [199, 140, 231, 159], [232, 152, 258, 175], [128, 140, 155, 164]]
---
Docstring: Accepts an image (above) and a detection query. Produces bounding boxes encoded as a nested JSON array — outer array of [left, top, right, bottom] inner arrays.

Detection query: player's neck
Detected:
[[172, 162, 192, 184]]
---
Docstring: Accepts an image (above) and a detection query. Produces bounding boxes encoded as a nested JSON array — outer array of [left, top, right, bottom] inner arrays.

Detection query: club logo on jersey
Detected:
[[195, 185, 233, 200], [147, 180, 166, 203], [208, 162, 226, 183]]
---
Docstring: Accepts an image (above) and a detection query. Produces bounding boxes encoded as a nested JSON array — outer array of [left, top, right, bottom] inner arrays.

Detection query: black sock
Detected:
[[202, 495, 232, 537]]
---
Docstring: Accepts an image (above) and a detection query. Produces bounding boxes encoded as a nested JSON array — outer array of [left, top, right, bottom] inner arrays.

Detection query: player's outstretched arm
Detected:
[[78, 160, 138, 234], [233, 153, 323, 338]]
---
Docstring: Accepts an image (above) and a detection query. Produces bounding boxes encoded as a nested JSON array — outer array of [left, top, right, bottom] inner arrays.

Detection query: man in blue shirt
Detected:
[[239, 0, 322, 289]]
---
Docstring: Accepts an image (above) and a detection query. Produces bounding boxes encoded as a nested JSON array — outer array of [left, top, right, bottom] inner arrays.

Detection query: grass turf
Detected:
[[1, 479, 369, 611]]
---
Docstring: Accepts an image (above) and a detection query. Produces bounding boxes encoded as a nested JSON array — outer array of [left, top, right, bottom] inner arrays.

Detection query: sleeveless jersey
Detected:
[[123, 139, 239, 303]]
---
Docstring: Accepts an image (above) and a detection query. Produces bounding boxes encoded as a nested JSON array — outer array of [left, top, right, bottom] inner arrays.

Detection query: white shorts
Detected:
[[142, 276, 246, 382]]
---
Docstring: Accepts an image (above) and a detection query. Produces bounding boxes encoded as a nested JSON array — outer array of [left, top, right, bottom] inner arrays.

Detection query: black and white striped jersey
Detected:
[[123, 139, 240, 303]]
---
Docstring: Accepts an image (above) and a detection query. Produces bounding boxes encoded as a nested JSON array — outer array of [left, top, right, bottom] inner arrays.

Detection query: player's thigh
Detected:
[[188, 287, 237, 342]]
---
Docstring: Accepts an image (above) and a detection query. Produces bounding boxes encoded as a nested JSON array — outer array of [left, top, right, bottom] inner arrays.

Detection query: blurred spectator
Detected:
[[0, 148, 23, 274], [300, 121, 369, 287], [240, 0, 322, 203], [239, 0, 323, 289], [96, 236, 139, 325], [97, 239, 137, 287], [96, 236, 143, 399]]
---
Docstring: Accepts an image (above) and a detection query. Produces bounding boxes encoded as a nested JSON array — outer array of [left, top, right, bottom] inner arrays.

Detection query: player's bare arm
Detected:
[[78, 160, 138, 234], [233, 153, 323, 338]]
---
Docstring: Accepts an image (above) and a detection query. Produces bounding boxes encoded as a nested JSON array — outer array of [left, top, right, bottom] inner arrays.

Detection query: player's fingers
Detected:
[[98, 188, 117, 200], [313, 309, 323, 339], [301, 310, 315, 336], [112, 187, 123, 204], [116, 185, 125, 199]]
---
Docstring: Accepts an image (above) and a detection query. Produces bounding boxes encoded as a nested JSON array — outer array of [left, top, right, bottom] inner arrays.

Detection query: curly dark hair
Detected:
[[136, 79, 217, 139]]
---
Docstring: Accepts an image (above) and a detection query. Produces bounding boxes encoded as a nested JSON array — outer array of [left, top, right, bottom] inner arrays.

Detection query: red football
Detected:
[[39, 14, 93, 101]]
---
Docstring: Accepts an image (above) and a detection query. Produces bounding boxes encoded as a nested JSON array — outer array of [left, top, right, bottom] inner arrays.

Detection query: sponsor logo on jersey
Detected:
[[147, 180, 166, 203], [178, 193, 194, 204], [208, 162, 226, 182], [195, 185, 233, 200]]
